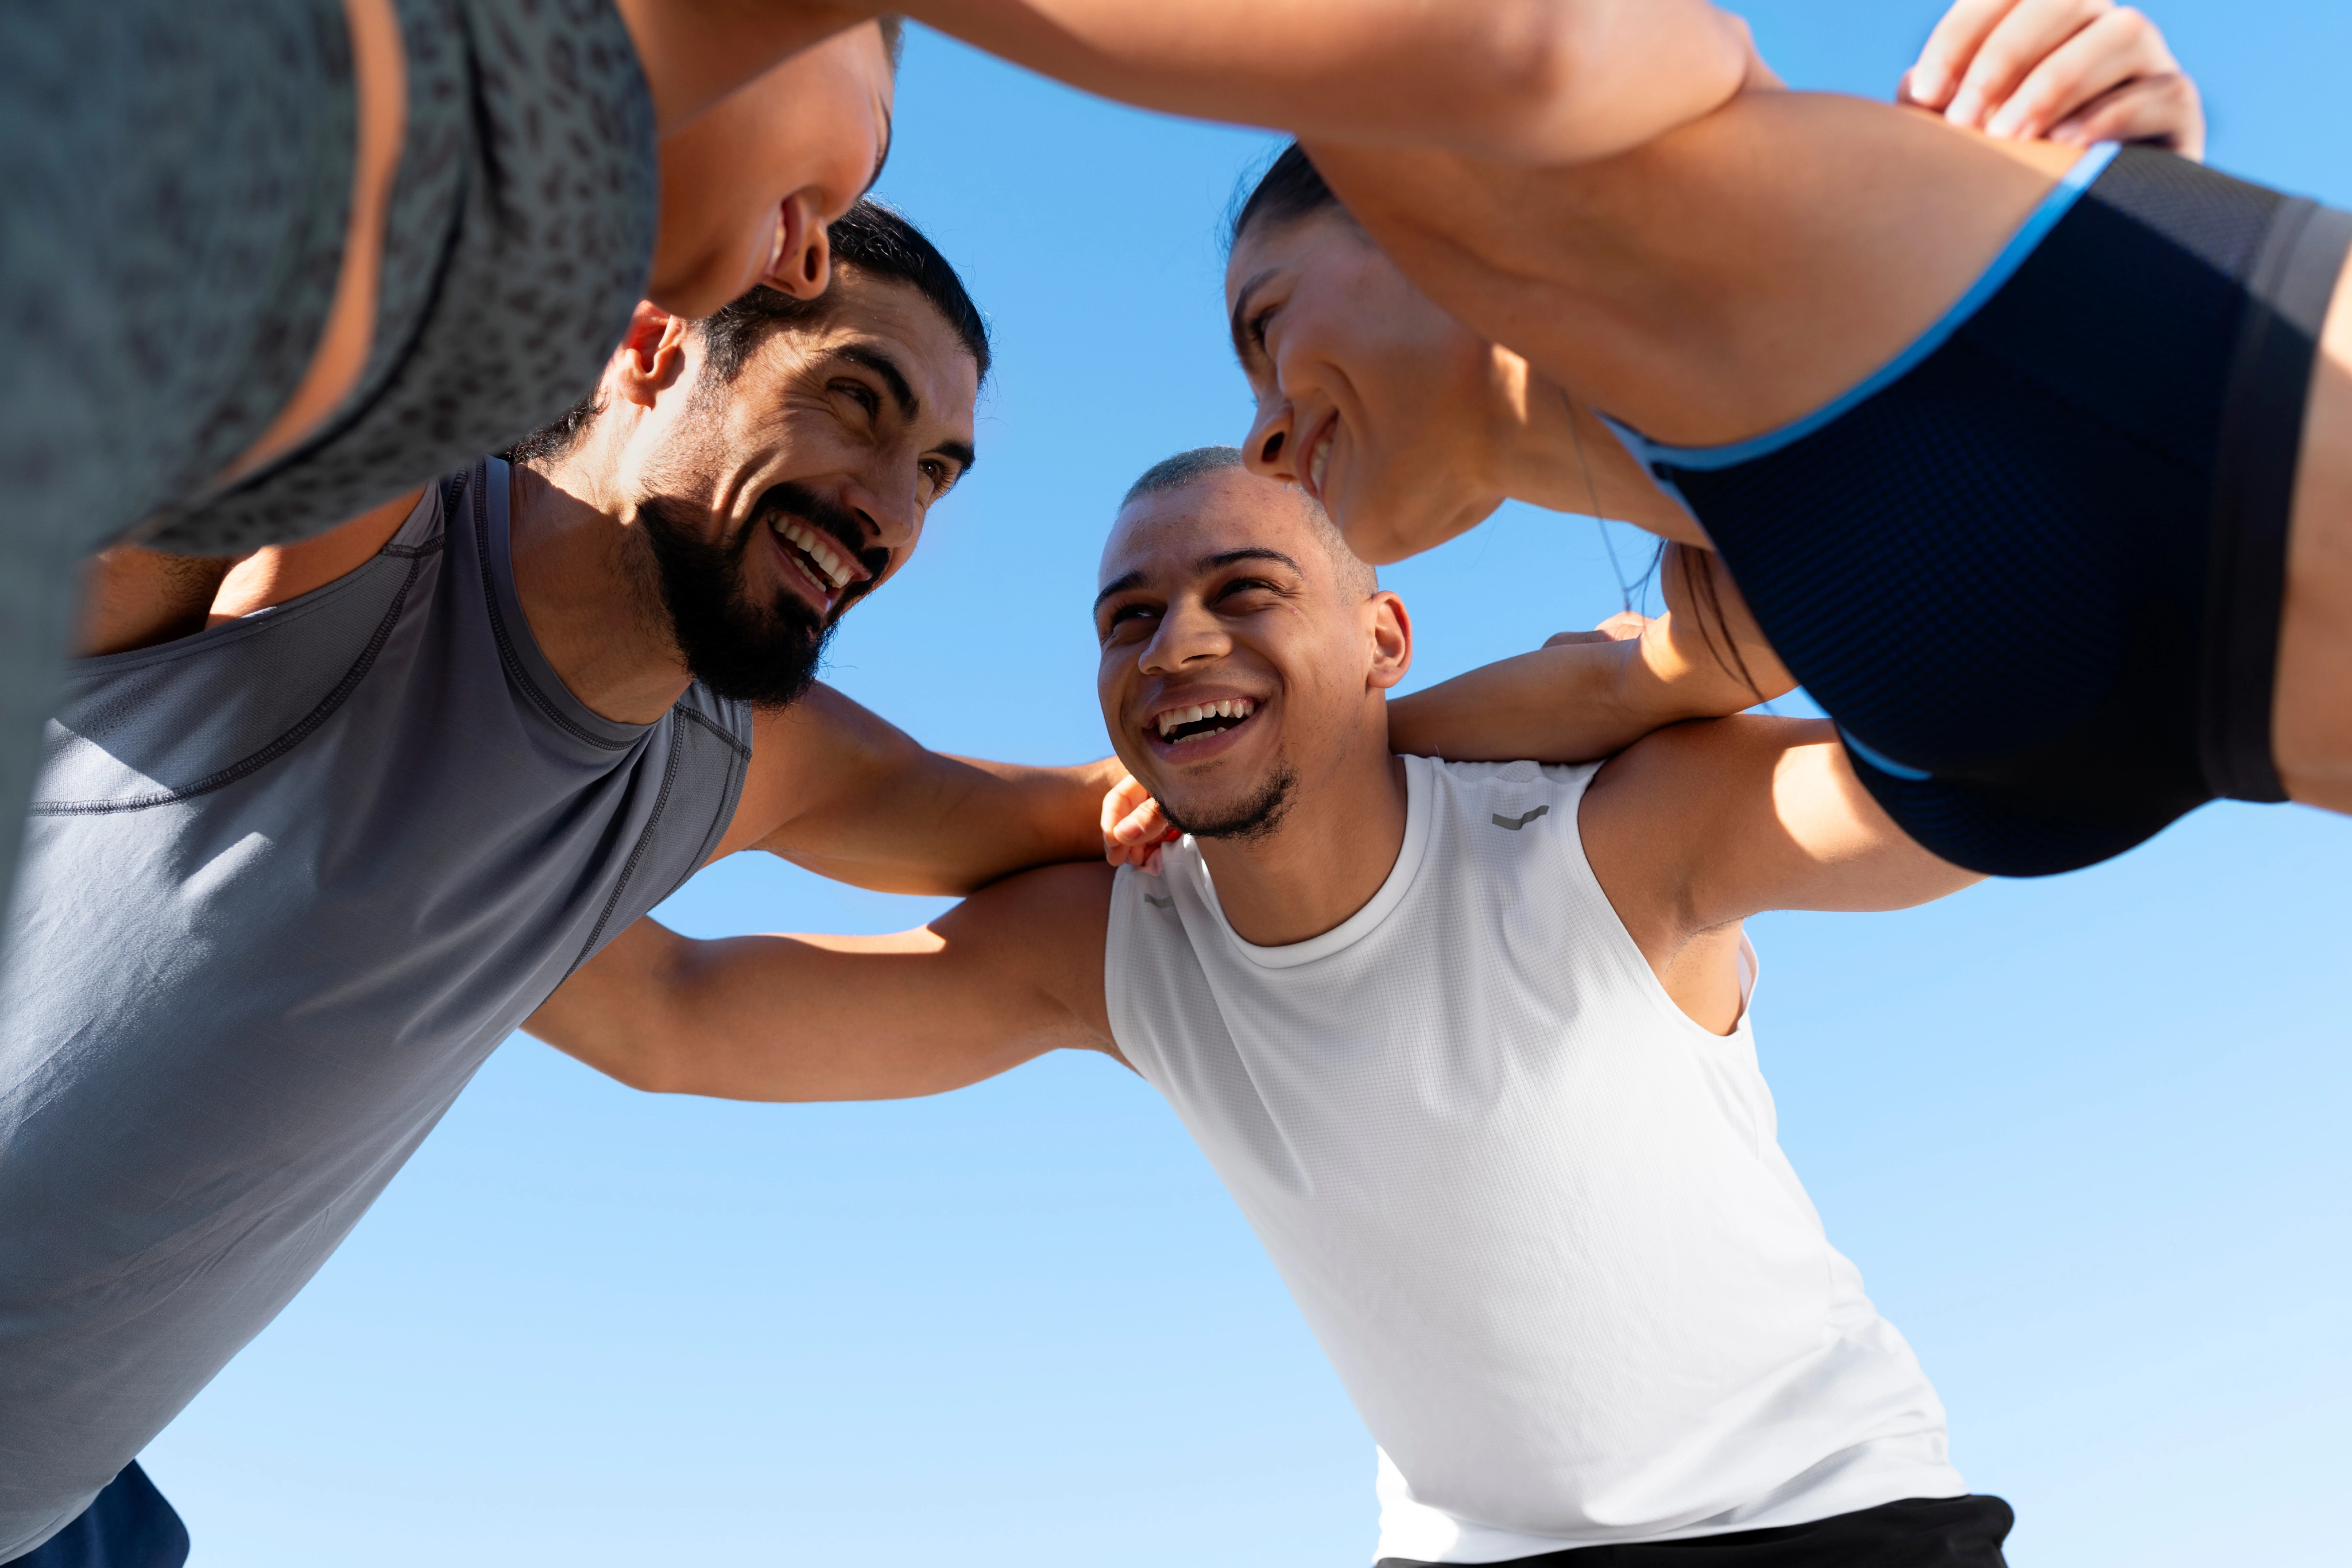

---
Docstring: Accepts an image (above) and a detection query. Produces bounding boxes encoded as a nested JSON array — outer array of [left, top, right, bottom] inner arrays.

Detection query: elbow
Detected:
[[1472, 0, 1750, 165]]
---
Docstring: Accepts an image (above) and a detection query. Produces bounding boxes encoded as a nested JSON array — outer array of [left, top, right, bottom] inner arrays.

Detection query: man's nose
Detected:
[[845, 473, 920, 555], [1243, 391, 1300, 485], [1139, 598, 1231, 675]]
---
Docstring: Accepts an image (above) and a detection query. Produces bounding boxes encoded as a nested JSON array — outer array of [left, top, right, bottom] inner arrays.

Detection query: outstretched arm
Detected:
[[1387, 543, 1793, 765], [901, 0, 1752, 166], [714, 684, 1127, 894], [527, 861, 1119, 1100]]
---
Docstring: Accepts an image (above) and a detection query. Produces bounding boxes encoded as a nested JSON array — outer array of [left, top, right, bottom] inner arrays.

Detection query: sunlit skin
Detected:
[[646, 23, 898, 319], [91, 267, 1144, 908], [1094, 470, 1413, 946], [506, 273, 979, 728], [1230, 6, 2352, 818], [1226, 208, 1703, 568], [527, 466, 1975, 1103]]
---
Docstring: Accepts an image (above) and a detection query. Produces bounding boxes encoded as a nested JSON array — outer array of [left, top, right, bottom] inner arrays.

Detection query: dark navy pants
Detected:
[[3, 1465, 188, 1568]]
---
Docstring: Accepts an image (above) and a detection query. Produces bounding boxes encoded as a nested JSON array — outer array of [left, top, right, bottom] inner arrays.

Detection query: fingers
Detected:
[[1947, 0, 2122, 131], [1544, 613, 1652, 651], [1101, 774, 1177, 868], [1909, 0, 2194, 154], [1904, 0, 2024, 109], [1980, 8, 2188, 144], [2049, 71, 2204, 160]]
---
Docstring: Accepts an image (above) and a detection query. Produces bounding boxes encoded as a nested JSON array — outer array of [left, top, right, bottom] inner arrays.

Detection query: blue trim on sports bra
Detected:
[[1605, 141, 2121, 473], [1838, 726, 1933, 781]]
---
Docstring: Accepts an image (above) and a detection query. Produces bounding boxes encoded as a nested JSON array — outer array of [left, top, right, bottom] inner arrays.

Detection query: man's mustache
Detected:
[[749, 481, 889, 615]]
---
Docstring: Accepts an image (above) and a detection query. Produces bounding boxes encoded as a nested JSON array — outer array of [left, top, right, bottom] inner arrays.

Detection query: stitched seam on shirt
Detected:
[[677, 703, 753, 761], [32, 543, 441, 816], [563, 719, 686, 981], [471, 473, 631, 752], [671, 715, 751, 899]]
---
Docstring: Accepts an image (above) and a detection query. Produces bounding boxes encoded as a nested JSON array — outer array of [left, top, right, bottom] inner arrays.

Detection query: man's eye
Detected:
[[1102, 605, 1156, 639], [834, 381, 879, 414]]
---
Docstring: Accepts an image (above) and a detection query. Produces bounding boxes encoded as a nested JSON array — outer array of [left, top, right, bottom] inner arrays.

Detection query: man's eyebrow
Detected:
[[832, 345, 918, 419], [1092, 569, 1147, 613], [933, 437, 976, 474], [1228, 268, 1278, 365], [1203, 547, 1302, 575]]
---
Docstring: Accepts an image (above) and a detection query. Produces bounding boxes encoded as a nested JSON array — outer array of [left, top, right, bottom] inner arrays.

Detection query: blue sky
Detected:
[[150, 5, 2351, 1563]]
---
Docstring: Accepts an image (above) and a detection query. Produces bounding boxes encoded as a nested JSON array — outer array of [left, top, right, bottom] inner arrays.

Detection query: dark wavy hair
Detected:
[[509, 197, 988, 463]]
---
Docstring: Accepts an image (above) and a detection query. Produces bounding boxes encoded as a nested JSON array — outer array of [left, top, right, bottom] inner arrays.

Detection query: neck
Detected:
[[1494, 368, 1596, 515], [1196, 733, 1410, 949], [506, 461, 694, 726]]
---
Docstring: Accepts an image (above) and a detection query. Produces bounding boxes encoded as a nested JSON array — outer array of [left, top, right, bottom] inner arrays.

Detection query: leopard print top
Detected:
[[147, 0, 656, 552]]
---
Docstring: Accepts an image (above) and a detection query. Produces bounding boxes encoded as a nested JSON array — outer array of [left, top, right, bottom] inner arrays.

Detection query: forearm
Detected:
[[528, 920, 1040, 1102], [903, 0, 1749, 165], [1388, 611, 1774, 765], [529, 869, 1112, 1101], [772, 751, 1122, 895]]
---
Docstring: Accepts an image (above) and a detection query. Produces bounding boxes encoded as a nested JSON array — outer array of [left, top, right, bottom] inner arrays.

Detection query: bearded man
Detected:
[[0, 203, 1119, 1565]]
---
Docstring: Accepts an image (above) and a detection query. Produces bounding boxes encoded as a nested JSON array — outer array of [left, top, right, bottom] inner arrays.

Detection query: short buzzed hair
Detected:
[[1120, 446, 1377, 598]]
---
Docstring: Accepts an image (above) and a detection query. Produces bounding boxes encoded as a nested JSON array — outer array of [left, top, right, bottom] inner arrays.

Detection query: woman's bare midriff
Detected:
[[2274, 253, 2352, 814], [211, 0, 406, 491]]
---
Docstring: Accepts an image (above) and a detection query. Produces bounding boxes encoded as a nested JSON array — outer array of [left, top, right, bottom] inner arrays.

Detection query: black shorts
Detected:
[[1376, 1493, 2014, 1568]]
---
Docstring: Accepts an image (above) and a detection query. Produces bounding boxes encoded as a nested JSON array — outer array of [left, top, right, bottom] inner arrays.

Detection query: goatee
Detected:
[[632, 485, 877, 709], [1157, 766, 1297, 844]]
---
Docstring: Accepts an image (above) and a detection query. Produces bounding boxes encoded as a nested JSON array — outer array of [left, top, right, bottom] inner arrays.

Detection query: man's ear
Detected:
[[611, 300, 696, 410], [1366, 590, 1413, 693]]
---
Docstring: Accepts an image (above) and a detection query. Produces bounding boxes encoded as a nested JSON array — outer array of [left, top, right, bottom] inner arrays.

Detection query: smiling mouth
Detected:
[[1153, 697, 1258, 747], [770, 517, 859, 599]]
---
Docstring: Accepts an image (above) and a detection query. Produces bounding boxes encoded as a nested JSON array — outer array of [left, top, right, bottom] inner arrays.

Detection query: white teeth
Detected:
[[1154, 698, 1256, 742], [775, 520, 854, 590]]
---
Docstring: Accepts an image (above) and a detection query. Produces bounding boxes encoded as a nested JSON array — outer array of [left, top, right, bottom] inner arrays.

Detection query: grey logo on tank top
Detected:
[[1143, 893, 1176, 910], [1491, 805, 1550, 831]]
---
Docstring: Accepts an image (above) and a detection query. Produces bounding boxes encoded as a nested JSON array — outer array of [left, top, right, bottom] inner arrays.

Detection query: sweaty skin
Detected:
[[526, 466, 1973, 1094]]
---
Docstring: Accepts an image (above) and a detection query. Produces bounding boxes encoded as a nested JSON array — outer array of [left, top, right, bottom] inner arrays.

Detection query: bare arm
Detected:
[[1309, 1, 2208, 456], [1387, 543, 1793, 764], [526, 860, 1119, 1100], [1578, 716, 1980, 1029], [712, 684, 1126, 894], [901, 0, 1751, 165]]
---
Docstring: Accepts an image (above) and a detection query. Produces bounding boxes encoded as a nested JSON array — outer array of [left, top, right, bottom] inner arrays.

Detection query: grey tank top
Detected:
[[0, 460, 750, 1558]]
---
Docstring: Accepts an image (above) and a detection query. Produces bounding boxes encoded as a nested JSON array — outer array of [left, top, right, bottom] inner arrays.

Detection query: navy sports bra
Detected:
[[1606, 145, 2352, 877]]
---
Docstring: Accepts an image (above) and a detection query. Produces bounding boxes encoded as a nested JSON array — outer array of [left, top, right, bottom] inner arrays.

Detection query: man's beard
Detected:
[[633, 483, 879, 709], [1157, 766, 1297, 844]]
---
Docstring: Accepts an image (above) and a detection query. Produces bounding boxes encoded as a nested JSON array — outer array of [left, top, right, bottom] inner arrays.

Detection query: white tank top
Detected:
[[1106, 756, 1963, 1562]]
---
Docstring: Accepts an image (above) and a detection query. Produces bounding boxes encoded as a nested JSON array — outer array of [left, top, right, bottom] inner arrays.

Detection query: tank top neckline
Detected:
[[1186, 753, 1435, 970]]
